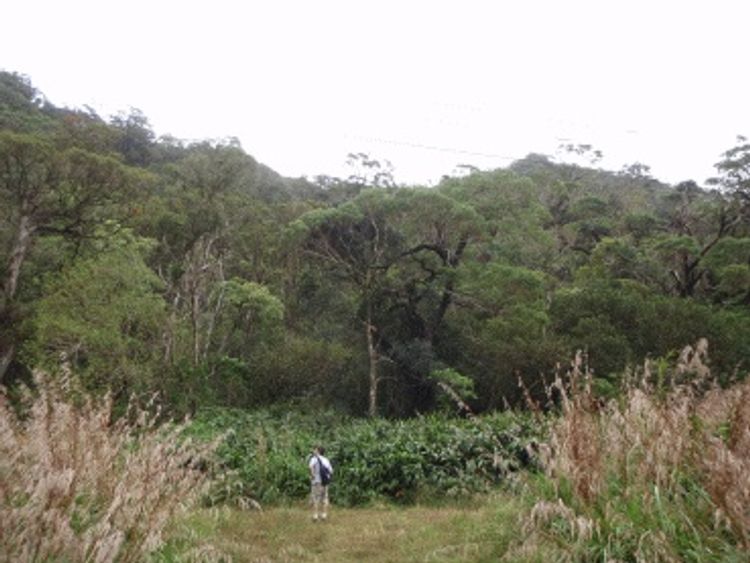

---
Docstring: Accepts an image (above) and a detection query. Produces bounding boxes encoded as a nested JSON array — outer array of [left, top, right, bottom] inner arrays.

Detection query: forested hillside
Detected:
[[2, 71, 749, 417]]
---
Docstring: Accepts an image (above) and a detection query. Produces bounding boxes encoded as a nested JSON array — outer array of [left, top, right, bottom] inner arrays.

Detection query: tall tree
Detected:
[[649, 182, 739, 297], [709, 136, 750, 202], [708, 136, 750, 232], [293, 188, 480, 416], [110, 108, 156, 167], [0, 132, 144, 381], [292, 190, 399, 416]]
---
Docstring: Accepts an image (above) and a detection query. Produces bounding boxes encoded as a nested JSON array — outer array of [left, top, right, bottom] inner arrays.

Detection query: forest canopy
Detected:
[[2, 71, 749, 417]]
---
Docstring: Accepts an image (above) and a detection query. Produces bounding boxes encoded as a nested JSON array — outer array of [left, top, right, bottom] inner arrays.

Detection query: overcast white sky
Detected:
[[2, 0, 749, 185]]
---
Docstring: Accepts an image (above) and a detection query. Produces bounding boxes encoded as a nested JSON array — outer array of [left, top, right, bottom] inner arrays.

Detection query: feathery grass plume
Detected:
[[527, 341, 750, 559], [700, 379, 750, 549], [543, 342, 712, 502], [544, 351, 604, 503], [0, 371, 217, 562], [524, 499, 595, 542]]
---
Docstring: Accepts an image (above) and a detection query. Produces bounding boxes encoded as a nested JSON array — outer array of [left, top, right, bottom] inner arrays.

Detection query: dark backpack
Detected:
[[316, 455, 332, 486]]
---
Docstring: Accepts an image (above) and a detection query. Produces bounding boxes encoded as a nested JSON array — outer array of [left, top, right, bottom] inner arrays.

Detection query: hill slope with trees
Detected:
[[2, 71, 749, 417]]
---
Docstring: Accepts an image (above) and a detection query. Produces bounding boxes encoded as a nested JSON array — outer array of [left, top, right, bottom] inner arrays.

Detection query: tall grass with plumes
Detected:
[[0, 371, 216, 562], [525, 340, 750, 560]]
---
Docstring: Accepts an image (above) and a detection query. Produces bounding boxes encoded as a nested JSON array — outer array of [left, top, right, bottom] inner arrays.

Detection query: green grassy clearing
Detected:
[[159, 494, 556, 562]]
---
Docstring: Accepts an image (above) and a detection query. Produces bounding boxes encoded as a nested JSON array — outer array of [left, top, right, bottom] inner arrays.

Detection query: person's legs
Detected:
[[320, 485, 329, 520], [311, 484, 324, 521]]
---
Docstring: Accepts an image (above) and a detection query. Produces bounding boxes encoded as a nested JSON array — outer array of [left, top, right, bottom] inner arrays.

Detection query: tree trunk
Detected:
[[3, 213, 35, 304], [0, 344, 15, 383], [191, 289, 201, 367], [0, 213, 36, 382], [365, 303, 380, 418], [202, 260, 225, 364]]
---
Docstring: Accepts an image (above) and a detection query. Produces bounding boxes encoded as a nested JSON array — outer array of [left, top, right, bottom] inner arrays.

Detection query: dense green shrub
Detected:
[[331, 413, 538, 505], [552, 281, 750, 378], [187, 408, 541, 506]]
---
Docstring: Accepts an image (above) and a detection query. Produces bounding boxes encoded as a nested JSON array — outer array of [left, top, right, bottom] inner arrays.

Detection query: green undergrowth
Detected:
[[186, 407, 543, 507], [521, 472, 748, 562]]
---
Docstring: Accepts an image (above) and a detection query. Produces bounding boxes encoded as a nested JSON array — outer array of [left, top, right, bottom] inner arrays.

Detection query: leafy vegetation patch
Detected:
[[188, 408, 541, 506]]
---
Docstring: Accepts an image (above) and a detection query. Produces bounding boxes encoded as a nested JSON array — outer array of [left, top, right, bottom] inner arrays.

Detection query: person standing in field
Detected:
[[309, 445, 333, 521]]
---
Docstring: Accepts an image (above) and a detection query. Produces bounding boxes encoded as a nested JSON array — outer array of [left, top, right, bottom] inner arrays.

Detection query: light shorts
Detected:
[[311, 483, 329, 506]]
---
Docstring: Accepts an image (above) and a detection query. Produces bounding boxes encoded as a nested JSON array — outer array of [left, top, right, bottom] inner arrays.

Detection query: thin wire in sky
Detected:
[[344, 134, 518, 160]]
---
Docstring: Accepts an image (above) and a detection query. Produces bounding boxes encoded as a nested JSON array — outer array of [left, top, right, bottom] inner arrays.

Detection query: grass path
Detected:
[[167, 495, 543, 562]]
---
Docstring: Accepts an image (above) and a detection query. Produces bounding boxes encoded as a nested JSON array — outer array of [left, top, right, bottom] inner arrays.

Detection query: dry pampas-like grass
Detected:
[[0, 371, 216, 562], [700, 380, 750, 548], [534, 339, 750, 551]]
